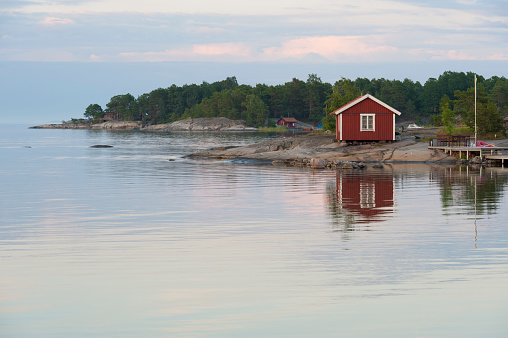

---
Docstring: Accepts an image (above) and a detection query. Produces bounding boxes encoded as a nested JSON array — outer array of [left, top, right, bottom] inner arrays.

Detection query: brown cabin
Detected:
[[331, 94, 401, 142], [277, 117, 298, 128]]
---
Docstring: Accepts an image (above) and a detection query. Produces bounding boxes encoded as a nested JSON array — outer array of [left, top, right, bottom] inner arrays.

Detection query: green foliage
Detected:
[[325, 78, 362, 113], [105, 94, 136, 121], [86, 71, 507, 130], [440, 95, 455, 134], [453, 84, 505, 135], [266, 118, 276, 128], [490, 77, 508, 115], [320, 78, 362, 132], [258, 126, 287, 132], [84, 103, 104, 120], [321, 114, 336, 132], [438, 126, 472, 136], [242, 93, 268, 127]]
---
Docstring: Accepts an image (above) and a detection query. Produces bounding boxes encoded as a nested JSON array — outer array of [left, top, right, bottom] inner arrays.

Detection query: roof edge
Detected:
[[331, 94, 402, 116]]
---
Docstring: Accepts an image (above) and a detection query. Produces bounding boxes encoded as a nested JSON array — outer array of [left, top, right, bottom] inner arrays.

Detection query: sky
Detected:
[[1, 0, 507, 123]]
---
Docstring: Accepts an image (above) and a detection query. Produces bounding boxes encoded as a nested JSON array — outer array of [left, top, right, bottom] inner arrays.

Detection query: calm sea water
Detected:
[[1, 124, 507, 337]]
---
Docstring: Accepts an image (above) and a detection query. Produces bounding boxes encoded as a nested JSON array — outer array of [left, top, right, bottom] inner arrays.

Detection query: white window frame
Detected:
[[360, 114, 375, 132]]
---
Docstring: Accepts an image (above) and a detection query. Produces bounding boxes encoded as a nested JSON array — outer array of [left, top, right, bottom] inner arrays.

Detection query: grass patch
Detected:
[[258, 126, 288, 132], [437, 126, 473, 136], [480, 132, 507, 140]]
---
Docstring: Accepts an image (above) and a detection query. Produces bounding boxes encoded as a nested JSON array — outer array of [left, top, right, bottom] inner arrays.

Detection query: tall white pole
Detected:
[[474, 74, 477, 146]]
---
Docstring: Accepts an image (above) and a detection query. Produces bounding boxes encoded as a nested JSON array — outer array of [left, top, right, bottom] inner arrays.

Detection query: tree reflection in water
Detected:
[[434, 166, 508, 217]]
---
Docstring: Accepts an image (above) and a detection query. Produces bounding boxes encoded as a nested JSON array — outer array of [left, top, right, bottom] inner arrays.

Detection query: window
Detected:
[[361, 114, 375, 131]]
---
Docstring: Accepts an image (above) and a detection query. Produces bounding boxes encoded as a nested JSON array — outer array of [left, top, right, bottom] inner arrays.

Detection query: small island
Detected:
[[30, 71, 508, 167]]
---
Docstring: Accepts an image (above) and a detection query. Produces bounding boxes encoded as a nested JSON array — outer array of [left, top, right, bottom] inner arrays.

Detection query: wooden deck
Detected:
[[429, 146, 508, 167]]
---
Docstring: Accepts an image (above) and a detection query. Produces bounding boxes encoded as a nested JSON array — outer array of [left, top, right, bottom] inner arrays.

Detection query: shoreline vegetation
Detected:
[[43, 71, 508, 136], [30, 70, 508, 167]]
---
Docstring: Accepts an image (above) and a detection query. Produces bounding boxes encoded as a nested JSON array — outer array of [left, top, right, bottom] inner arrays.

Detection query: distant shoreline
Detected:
[[29, 117, 259, 132]]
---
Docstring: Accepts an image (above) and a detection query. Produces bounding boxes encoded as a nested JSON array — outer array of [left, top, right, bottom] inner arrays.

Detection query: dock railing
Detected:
[[436, 135, 471, 147]]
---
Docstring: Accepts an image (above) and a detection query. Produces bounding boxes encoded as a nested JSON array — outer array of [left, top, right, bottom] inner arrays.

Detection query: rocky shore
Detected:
[[30, 117, 256, 131], [186, 132, 458, 167], [187, 126, 508, 168], [30, 119, 507, 168]]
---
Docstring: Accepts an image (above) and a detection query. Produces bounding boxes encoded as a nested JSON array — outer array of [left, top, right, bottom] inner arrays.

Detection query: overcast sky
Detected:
[[1, 0, 507, 123]]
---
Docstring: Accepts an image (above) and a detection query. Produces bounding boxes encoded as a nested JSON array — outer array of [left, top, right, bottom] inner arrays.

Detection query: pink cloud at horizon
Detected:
[[39, 17, 74, 25], [261, 36, 399, 62]]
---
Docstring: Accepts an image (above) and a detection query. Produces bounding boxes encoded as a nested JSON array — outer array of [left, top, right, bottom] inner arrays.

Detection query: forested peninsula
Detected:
[[38, 71, 508, 136]]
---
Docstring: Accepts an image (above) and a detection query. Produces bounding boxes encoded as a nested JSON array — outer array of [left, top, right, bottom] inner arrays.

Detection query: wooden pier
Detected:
[[428, 145, 508, 167]]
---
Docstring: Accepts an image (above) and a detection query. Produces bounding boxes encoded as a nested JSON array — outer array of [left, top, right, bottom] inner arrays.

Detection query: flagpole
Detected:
[[474, 74, 477, 146]]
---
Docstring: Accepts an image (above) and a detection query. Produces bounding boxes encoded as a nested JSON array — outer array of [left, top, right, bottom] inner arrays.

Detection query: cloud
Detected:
[[430, 50, 477, 61], [261, 36, 399, 62], [429, 49, 508, 61], [39, 16, 74, 25], [486, 53, 508, 61], [185, 26, 226, 35], [92, 36, 403, 63], [2, 0, 507, 67], [456, 0, 477, 5], [112, 42, 253, 62]]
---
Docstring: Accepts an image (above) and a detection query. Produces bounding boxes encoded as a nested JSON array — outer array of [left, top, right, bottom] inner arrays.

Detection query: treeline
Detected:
[[84, 71, 508, 130]]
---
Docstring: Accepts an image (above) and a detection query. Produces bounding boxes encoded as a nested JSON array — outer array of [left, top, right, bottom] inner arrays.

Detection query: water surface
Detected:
[[1, 125, 507, 337]]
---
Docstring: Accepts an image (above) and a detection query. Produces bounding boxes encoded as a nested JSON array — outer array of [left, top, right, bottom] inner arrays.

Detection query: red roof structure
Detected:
[[277, 117, 298, 128], [331, 94, 402, 142]]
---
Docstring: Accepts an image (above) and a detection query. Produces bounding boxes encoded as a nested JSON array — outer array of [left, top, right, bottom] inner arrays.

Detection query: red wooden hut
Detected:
[[276, 117, 298, 128], [331, 94, 401, 142]]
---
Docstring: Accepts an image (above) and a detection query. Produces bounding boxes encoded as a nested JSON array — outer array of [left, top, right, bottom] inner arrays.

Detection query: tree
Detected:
[[422, 77, 441, 114], [321, 78, 361, 132], [84, 104, 103, 120], [490, 78, 508, 115], [283, 78, 306, 120], [325, 78, 362, 112], [454, 84, 504, 135], [242, 94, 268, 127], [439, 95, 455, 135], [105, 94, 136, 121], [305, 74, 330, 120]]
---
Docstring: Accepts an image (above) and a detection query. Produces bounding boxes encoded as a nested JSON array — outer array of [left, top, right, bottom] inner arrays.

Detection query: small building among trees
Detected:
[[276, 117, 298, 128], [331, 94, 402, 142]]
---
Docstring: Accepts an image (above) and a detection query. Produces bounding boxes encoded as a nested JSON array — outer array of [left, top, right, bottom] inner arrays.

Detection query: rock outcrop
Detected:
[[91, 121, 141, 130], [31, 117, 256, 132], [143, 117, 257, 132], [187, 134, 457, 167]]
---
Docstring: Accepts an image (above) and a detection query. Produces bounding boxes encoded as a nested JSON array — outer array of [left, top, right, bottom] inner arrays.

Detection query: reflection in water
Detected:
[[2, 126, 508, 337], [326, 170, 394, 232], [433, 167, 508, 217], [431, 166, 508, 247], [326, 165, 508, 239]]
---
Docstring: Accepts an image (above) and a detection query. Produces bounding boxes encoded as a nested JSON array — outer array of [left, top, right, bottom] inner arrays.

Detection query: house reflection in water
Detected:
[[327, 170, 395, 232]]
